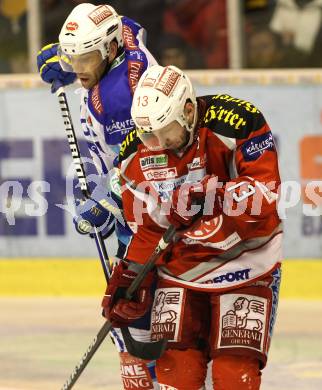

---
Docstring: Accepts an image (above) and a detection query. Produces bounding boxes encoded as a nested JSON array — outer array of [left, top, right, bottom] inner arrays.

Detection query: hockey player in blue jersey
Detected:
[[37, 3, 158, 389]]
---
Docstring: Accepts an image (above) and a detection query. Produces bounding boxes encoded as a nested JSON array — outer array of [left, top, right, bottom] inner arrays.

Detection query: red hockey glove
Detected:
[[102, 261, 155, 328], [167, 175, 219, 229]]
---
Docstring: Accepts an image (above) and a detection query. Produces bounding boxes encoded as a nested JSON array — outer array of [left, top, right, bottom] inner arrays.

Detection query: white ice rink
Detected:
[[0, 298, 321, 390]]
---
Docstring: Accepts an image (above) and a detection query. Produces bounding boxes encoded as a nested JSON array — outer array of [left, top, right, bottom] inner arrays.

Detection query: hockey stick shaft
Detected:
[[61, 225, 176, 390], [61, 320, 111, 390], [55, 86, 111, 280]]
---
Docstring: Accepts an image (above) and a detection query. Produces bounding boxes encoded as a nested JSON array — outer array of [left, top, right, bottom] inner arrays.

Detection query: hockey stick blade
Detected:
[[120, 327, 167, 360]]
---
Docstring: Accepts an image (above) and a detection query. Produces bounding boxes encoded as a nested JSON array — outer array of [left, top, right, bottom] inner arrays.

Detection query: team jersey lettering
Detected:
[[203, 268, 251, 284], [128, 60, 144, 93], [119, 128, 138, 157], [213, 94, 260, 114], [91, 84, 103, 115], [204, 105, 247, 130], [140, 154, 168, 170], [123, 25, 138, 50], [241, 131, 275, 161]]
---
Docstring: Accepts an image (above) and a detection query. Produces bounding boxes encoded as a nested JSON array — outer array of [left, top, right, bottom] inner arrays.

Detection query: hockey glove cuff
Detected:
[[102, 261, 155, 328]]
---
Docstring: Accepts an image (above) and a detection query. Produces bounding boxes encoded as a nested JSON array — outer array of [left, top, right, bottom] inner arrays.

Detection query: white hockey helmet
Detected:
[[58, 3, 123, 72], [131, 65, 197, 150]]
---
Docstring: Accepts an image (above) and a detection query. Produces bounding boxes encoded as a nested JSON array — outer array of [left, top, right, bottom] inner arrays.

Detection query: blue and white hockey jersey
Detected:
[[79, 17, 156, 248], [80, 16, 156, 175]]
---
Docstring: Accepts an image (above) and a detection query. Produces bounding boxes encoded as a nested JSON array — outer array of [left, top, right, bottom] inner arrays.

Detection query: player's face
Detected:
[[76, 61, 106, 89], [72, 51, 106, 89], [139, 121, 189, 151], [157, 121, 188, 150]]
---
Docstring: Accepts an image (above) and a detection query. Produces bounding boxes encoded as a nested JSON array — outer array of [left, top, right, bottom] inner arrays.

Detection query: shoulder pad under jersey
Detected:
[[118, 128, 141, 163], [200, 94, 267, 139], [87, 56, 132, 123], [121, 16, 143, 50]]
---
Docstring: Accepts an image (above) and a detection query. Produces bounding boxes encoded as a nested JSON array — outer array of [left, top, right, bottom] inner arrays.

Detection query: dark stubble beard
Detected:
[[173, 128, 191, 153]]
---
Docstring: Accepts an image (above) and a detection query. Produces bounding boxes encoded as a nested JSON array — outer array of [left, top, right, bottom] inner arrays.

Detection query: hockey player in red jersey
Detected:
[[102, 64, 282, 389]]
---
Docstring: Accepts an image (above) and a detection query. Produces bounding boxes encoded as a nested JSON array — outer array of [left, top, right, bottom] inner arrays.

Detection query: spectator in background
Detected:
[[163, 0, 228, 68], [270, 0, 322, 67], [108, 0, 166, 61], [245, 0, 277, 25], [0, 0, 28, 73], [41, 0, 103, 44], [245, 26, 307, 67], [158, 33, 205, 69]]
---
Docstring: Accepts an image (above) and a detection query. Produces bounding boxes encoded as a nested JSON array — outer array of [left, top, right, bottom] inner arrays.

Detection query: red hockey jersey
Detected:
[[119, 94, 282, 291]]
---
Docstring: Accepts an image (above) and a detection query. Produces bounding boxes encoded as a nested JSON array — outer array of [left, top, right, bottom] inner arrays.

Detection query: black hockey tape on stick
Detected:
[[60, 225, 175, 390], [55, 85, 112, 281]]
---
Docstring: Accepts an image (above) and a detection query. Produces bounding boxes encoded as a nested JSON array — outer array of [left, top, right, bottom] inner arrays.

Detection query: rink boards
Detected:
[[0, 70, 322, 258], [0, 258, 321, 298]]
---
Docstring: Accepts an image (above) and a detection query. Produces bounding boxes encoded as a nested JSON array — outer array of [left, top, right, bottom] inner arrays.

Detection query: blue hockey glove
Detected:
[[37, 43, 76, 88], [73, 184, 120, 239]]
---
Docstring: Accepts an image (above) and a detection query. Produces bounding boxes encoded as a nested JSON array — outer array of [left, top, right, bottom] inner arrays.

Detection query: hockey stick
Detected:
[[54, 83, 112, 280], [61, 225, 175, 390], [54, 83, 169, 387]]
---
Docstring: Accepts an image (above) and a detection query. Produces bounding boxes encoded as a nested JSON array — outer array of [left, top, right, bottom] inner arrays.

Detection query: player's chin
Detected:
[[78, 76, 95, 89], [171, 137, 189, 151]]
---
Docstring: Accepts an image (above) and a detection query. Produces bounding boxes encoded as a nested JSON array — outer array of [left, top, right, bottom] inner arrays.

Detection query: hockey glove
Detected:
[[168, 175, 220, 229], [37, 43, 76, 88], [102, 261, 155, 328], [73, 183, 120, 239]]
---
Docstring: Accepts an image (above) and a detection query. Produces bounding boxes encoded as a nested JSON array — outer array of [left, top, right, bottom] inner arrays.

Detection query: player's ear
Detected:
[[184, 100, 195, 124], [109, 40, 118, 60]]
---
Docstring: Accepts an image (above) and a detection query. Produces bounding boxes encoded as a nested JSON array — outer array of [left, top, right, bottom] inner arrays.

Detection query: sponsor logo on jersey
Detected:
[[151, 288, 185, 342], [143, 167, 177, 180], [213, 94, 260, 114], [120, 352, 153, 390], [183, 231, 242, 251], [66, 21, 78, 31], [128, 60, 144, 93], [203, 268, 251, 285], [119, 128, 137, 157], [88, 5, 112, 26], [122, 25, 138, 50], [241, 131, 275, 161], [155, 68, 180, 96], [140, 154, 168, 170], [91, 84, 103, 115], [204, 105, 247, 130], [184, 216, 223, 240], [106, 119, 135, 134], [218, 294, 268, 352], [152, 175, 187, 201], [187, 154, 207, 170]]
